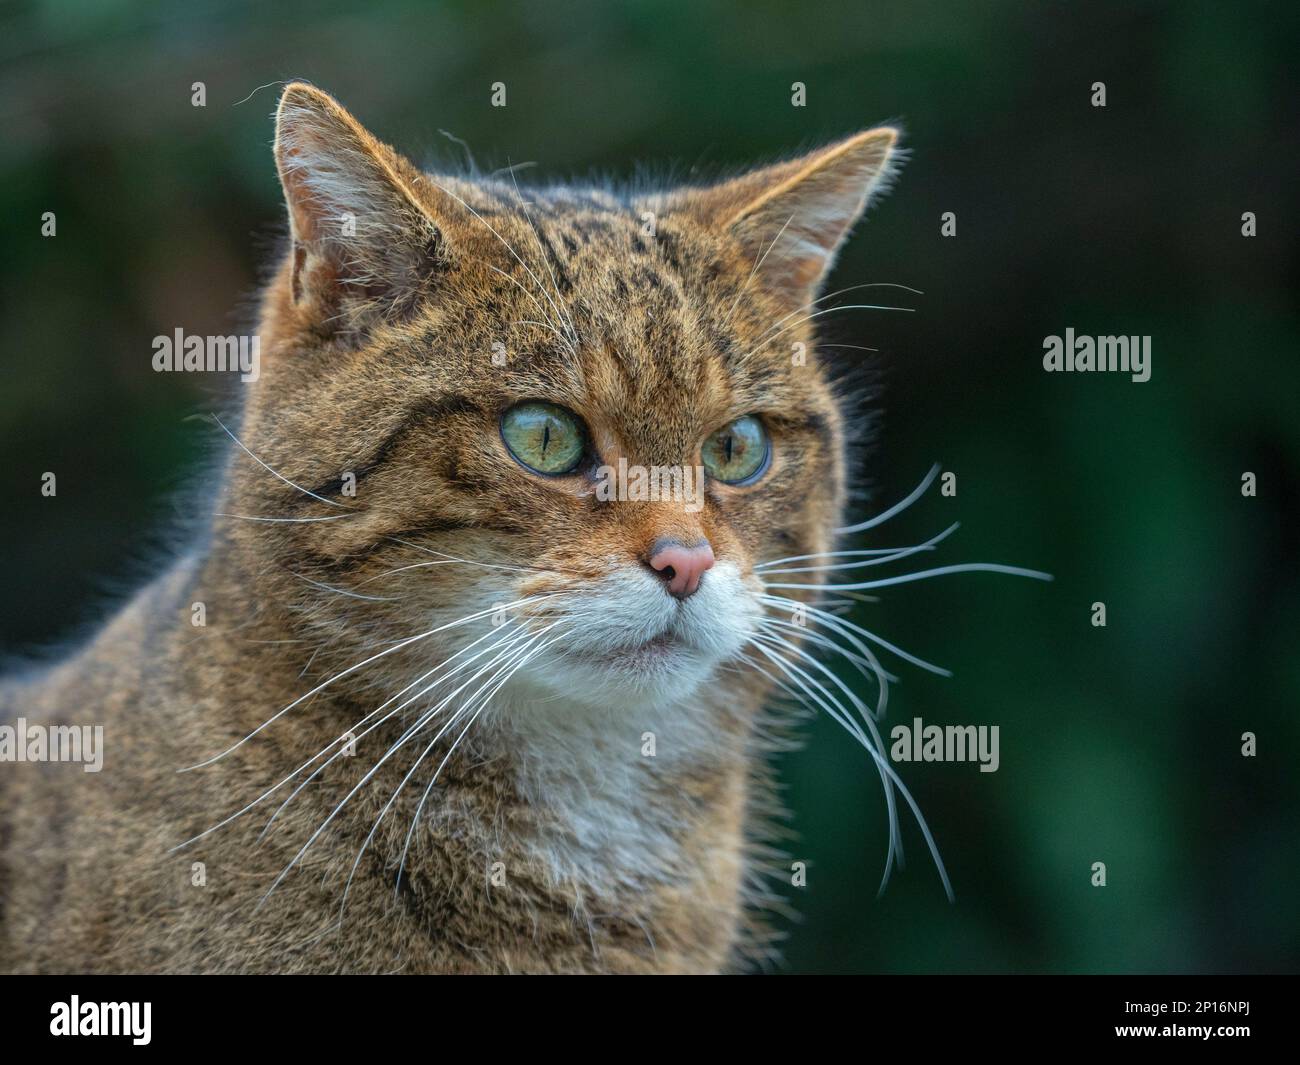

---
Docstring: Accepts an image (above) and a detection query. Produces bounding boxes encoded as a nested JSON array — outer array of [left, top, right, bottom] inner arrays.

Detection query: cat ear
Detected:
[[676, 128, 900, 302], [274, 82, 446, 323]]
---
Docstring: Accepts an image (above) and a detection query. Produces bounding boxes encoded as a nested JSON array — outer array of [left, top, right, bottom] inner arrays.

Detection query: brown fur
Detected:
[[0, 84, 898, 973]]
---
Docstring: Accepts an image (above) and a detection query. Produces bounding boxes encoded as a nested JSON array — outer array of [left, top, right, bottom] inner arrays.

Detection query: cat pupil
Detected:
[[542, 424, 550, 454], [725, 434, 734, 463]]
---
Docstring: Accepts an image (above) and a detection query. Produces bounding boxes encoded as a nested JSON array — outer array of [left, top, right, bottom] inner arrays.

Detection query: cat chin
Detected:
[[510, 642, 719, 713]]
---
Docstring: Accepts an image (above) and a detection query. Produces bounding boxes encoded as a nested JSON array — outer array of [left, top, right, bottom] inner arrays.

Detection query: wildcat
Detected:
[[0, 82, 904, 973]]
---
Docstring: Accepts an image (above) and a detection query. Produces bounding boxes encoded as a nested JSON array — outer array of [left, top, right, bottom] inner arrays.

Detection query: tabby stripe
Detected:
[[306, 394, 486, 501]]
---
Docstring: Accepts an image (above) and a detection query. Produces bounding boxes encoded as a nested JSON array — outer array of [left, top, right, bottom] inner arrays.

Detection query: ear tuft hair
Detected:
[[669, 128, 902, 301], [273, 82, 446, 327]]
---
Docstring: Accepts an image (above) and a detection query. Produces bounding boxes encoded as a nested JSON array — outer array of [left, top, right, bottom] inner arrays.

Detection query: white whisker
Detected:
[[253, 622, 537, 845], [761, 595, 949, 679], [508, 166, 581, 348], [426, 177, 577, 355], [757, 523, 959, 574], [836, 463, 940, 535], [211, 413, 351, 511], [388, 625, 566, 907], [217, 512, 356, 524], [764, 561, 1054, 593], [721, 213, 795, 329], [737, 301, 915, 364], [743, 639, 902, 893], [255, 632, 536, 909], [288, 570, 405, 602], [170, 618, 539, 852], [177, 595, 553, 772], [746, 635, 952, 901]]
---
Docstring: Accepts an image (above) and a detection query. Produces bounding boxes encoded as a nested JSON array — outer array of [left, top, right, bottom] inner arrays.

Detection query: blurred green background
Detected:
[[2, 1, 1296, 972]]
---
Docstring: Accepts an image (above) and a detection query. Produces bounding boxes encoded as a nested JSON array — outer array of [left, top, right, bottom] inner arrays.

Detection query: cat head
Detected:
[[222, 83, 898, 720]]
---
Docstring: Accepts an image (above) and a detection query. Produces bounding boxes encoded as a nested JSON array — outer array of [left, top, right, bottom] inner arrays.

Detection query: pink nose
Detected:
[[647, 539, 715, 600]]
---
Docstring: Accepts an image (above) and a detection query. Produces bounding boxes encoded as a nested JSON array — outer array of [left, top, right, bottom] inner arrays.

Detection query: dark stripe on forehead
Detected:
[[531, 226, 574, 295], [654, 231, 683, 271], [305, 393, 486, 500]]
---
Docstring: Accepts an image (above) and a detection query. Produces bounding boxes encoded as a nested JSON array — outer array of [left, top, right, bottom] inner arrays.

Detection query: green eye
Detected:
[[500, 402, 587, 475], [702, 415, 770, 484]]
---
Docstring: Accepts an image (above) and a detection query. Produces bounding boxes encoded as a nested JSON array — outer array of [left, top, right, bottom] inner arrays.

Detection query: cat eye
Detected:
[[701, 415, 770, 485], [500, 401, 587, 476]]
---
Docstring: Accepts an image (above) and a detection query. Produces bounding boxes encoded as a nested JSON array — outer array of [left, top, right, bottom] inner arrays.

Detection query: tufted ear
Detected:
[[672, 128, 900, 303], [274, 82, 449, 327]]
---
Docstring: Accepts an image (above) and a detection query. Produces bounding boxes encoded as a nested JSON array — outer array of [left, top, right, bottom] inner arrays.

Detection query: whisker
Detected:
[[507, 165, 581, 348], [254, 622, 537, 844], [358, 559, 528, 586], [485, 262, 566, 339], [763, 562, 1055, 593], [170, 619, 537, 851], [217, 512, 357, 524], [754, 283, 925, 351], [751, 631, 879, 739], [256, 637, 531, 908], [818, 343, 879, 354], [837, 463, 940, 535], [383, 538, 570, 576], [757, 545, 935, 567], [297, 643, 324, 679], [758, 615, 896, 686], [425, 177, 577, 356], [746, 636, 952, 900], [210, 413, 351, 511], [511, 319, 576, 344], [388, 625, 566, 908], [736, 301, 916, 365], [340, 637, 539, 905], [760, 595, 950, 679], [267, 622, 562, 913], [721, 213, 796, 330], [177, 595, 554, 772], [742, 639, 901, 892], [757, 523, 959, 574], [741, 281, 923, 359], [288, 570, 405, 602]]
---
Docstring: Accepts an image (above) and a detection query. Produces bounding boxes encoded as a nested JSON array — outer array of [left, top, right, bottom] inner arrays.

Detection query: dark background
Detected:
[[2, 1, 1296, 972]]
